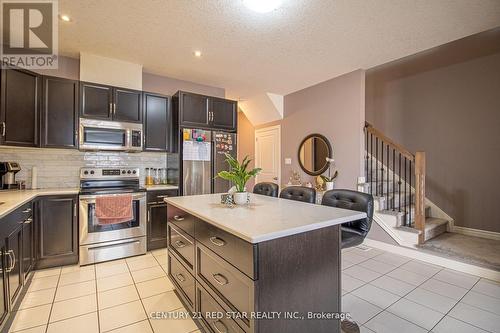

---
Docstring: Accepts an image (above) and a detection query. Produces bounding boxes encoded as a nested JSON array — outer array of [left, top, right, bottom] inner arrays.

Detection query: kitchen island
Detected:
[[165, 193, 366, 333]]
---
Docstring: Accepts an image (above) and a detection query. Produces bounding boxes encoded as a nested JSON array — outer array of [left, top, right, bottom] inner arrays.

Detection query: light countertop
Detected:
[[144, 185, 179, 191], [165, 193, 366, 243], [0, 188, 80, 218]]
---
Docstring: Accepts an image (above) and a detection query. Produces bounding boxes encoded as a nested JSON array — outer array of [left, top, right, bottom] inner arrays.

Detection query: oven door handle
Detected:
[[79, 193, 146, 201], [87, 240, 141, 251]]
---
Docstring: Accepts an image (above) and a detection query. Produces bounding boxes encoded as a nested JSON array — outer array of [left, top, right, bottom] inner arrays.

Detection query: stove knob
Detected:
[[122, 170, 126, 174], [132, 170, 137, 174], [83, 171, 89, 175], [127, 170, 131, 174], [90, 171, 95, 175]]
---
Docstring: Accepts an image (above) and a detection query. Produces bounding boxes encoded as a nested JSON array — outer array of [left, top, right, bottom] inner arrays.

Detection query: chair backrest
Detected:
[[253, 182, 279, 197], [321, 189, 374, 236], [279, 186, 316, 204]]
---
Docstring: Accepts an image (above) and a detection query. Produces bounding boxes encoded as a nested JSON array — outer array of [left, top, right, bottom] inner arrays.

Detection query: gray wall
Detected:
[[281, 70, 366, 190], [366, 43, 500, 232]]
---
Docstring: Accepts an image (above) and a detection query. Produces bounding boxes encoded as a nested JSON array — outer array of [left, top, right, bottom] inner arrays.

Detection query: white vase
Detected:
[[325, 182, 334, 191], [233, 192, 248, 205]]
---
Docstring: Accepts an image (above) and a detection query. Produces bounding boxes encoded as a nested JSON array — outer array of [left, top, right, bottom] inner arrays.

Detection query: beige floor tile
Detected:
[[127, 256, 159, 272], [149, 308, 198, 333], [107, 320, 153, 333], [126, 253, 153, 263], [99, 300, 147, 332], [58, 269, 95, 286], [54, 280, 96, 302], [9, 304, 51, 332], [98, 285, 139, 309], [151, 248, 168, 257], [154, 254, 168, 267], [97, 272, 134, 292], [96, 259, 126, 267], [60, 264, 95, 275], [28, 276, 59, 292], [8, 325, 47, 333], [18, 288, 56, 310], [46, 312, 98, 333], [142, 291, 183, 314], [96, 261, 129, 279], [32, 268, 61, 279], [136, 277, 175, 299], [49, 294, 97, 323], [131, 266, 166, 283]]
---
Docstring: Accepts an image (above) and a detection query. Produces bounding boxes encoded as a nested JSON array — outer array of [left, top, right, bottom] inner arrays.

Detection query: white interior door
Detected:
[[255, 125, 281, 185]]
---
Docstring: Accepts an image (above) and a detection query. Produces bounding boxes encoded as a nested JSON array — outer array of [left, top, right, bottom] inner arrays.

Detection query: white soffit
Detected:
[[80, 53, 143, 90], [239, 93, 284, 126]]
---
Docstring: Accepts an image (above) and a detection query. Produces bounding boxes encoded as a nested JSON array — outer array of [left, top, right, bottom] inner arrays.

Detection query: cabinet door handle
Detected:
[[209, 236, 226, 247], [175, 273, 186, 282], [1, 122, 5, 137], [174, 240, 186, 248], [173, 215, 185, 221], [6, 250, 15, 272], [109, 103, 113, 116], [4, 252, 11, 272], [213, 320, 228, 333], [22, 208, 32, 213], [24, 218, 33, 224], [156, 195, 169, 199], [113, 103, 116, 115], [212, 273, 229, 286]]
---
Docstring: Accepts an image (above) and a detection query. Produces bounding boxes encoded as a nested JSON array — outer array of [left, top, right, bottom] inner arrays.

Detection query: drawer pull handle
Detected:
[[212, 273, 229, 286], [176, 273, 186, 282], [22, 208, 32, 213], [174, 240, 186, 248], [173, 215, 185, 221], [209, 237, 226, 247], [213, 320, 228, 333], [24, 218, 33, 224]]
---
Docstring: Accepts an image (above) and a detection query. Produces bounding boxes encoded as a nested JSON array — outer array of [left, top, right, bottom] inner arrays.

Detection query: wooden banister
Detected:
[[364, 122, 426, 243], [365, 122, 415, 161]]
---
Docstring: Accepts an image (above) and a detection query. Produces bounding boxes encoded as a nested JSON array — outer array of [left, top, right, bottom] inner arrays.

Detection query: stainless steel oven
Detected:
[[79, 167, 146, 265], [79, 118, 143, 152]]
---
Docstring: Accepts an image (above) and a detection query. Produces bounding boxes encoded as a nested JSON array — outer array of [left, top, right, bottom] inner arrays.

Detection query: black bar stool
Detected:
[[279, 186, 316, 204]]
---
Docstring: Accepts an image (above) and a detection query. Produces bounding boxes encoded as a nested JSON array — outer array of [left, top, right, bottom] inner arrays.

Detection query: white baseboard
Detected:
[[363, 238, 500, 282], [452, 226, 500, 241]]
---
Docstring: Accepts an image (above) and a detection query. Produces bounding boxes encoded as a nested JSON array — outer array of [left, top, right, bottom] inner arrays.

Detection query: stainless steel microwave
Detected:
[[79, 118, 143, 152]]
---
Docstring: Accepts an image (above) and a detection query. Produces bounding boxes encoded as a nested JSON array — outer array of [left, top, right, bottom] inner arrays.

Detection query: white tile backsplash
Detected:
[[0, 146, 168, 189]]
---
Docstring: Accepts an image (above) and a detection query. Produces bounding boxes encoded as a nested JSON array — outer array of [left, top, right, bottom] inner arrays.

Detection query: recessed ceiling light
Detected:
[[60, 14, 71, 22], [194, 50, 202, 57], [243, 0, 284, 13]]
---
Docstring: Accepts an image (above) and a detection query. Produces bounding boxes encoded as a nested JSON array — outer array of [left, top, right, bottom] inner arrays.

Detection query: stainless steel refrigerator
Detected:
[[181, 128, 237, 195]]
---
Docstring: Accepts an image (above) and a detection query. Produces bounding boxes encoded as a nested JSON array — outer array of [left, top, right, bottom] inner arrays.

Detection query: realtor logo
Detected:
[[1, 0, 58, 69]]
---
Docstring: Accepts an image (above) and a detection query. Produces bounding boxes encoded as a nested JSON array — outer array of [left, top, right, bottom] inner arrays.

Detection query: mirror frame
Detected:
[[297, 133, 333, 176]]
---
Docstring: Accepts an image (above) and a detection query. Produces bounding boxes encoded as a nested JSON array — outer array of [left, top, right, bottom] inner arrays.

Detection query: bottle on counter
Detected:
[[160, 168, 167, 184], [145, 168, 154, 185], [153, 168, 160, 185]]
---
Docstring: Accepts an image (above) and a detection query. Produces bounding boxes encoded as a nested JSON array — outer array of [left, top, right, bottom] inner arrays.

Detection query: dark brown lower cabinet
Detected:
[[36, 195, 79, 269], [6, 224, 23, 305], [147, 190, 178, 251], [22, 215, 35, 280], [0, 242, 8, 327]]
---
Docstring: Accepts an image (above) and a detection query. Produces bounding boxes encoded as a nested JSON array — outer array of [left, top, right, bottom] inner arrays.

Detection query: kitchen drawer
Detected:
[[167, 204, 195, 237], [197, 284, 245, 333], [196, 219, 256, 279], [196, 244, 254, 320], [167, 223, 194, 271], [168, 253, 195, 311], [0, 202, 32, 239], [147, 189, 178, 204]]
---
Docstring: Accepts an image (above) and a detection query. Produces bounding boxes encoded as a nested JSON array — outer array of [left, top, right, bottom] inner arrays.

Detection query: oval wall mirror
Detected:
[[298, 134, 332, 176]]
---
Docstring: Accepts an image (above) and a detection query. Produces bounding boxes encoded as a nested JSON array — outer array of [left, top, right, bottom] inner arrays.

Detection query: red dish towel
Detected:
[[95, 195, 133, 225]]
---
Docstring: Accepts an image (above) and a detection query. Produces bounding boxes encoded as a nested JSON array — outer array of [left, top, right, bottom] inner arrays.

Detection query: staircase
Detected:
[[362, 123, 452, 247]]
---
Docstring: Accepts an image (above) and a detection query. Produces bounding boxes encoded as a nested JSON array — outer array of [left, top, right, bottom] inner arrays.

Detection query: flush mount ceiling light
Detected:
[[59, 14, 71, 22], [243, 0, 284, 13], [194, 50, 202, 57]]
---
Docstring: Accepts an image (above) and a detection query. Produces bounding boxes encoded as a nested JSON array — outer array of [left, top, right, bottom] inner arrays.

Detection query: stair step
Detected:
[[424, 217, 448, 242]]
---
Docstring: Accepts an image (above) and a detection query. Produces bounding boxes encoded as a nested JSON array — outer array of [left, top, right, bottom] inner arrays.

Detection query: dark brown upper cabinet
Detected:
[[174, 91, 237, 132], [41, 76, 79, 149], [210, 97, 237, 131], [80, 82, 142, 123], [0, 68, 41, 147], [143, 92, 170, 152]]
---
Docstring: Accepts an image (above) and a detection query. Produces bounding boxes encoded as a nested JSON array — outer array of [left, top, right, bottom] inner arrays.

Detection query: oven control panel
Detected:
[[80, 168, 140, 179]]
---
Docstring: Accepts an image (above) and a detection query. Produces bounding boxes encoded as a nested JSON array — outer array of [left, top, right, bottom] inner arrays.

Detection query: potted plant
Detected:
[[321, 157, 338, 191], [217, 154, 262, 205]]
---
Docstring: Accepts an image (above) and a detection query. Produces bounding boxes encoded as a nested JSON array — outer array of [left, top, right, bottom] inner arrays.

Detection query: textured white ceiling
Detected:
[[58, 0, 500, 99]]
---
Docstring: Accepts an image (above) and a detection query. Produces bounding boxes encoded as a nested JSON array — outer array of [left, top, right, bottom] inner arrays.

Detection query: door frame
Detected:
[[255, 124, 281, 186]]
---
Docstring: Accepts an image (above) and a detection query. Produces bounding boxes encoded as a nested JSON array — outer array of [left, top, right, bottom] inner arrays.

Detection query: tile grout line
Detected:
[[44, 268, 62, 333], [125, 255, 156, 333]]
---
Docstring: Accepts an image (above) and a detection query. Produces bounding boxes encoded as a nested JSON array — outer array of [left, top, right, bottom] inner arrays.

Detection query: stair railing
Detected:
[[364, 122, 426, 244]]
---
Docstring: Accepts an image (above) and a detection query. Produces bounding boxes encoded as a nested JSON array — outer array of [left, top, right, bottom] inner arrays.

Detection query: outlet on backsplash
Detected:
[[0, 146, 169, 189]]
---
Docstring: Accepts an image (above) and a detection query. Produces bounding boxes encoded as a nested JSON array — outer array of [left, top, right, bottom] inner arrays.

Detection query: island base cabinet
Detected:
[[166, 203, 342, 333], [36, 195, 79, 269]]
